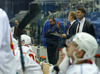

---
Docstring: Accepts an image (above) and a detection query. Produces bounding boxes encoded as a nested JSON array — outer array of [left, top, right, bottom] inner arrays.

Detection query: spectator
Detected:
[[48, 11, 52, 16], [14, 20, 19, 39]]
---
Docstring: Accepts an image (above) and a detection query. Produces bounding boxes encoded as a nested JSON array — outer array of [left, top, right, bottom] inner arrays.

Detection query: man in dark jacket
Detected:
[[76, 8, 95, 37], [44, 18, 60, 64], [61, 11, 78, 39]]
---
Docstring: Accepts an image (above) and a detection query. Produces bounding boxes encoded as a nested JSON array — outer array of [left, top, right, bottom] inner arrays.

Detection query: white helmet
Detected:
[[21, 34, 31, 45], [66, 32, 98, 61]]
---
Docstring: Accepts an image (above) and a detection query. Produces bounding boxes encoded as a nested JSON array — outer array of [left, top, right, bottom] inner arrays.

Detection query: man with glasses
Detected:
[[44, 18, 60, 65], [76, 8, 95, 37]]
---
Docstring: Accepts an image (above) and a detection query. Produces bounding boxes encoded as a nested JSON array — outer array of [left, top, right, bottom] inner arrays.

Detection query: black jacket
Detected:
[[66, 20, 78, 39], [82, 19, 95, 37]]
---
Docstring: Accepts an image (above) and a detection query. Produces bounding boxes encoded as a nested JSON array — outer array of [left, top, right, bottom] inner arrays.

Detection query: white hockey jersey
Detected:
[[66, 62, 100, 74], [49, 62, 100, 74], [15, 48, 43, 74], [0, 9, 16, 74], [22, 45, 36, 61]]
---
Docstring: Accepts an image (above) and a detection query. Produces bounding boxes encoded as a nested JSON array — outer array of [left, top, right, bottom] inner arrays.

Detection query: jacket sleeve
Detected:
[[44, 25, 59, 38], [66, 34, 74, 39], [86, 22, 95, 37], [89, 24, 95, 37], [85, 20, 95, 37]]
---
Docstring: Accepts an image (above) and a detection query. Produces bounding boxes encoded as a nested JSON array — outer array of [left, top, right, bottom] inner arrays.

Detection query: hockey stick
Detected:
[[16, 3, 40, 72]]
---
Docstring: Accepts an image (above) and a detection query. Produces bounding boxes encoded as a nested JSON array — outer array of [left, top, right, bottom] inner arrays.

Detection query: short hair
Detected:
[[49, 18, 55, 22], [15, 20, 18, 22], [70, 11, 77, 20], [77, 8, 86, 14]]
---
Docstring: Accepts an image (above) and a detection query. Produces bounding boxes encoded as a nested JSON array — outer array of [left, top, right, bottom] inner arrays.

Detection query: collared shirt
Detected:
[[76, 17, 85, 33], [71, 20, 76, 27], [67, 20, 76, 34]]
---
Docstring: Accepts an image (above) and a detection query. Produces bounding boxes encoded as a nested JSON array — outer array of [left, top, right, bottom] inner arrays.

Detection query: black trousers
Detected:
[[47, 44, 58, 65]]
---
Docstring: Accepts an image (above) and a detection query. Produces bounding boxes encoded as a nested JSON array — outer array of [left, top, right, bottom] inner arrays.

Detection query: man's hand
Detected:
[[36, 58, 40, 64], [61, 34, 66, 38], [57, 47, 69, 73], [56, 51, 65, 67]]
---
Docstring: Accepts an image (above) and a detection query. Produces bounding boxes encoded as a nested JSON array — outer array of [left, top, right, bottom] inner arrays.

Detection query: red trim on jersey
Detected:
[[29, 49, 35, 53], [24, 45, 29, 47], [85, 59, 93, 64], [69, 59, 93, 65], [10, 33, 15, 56], [29, 54, 35, 61]]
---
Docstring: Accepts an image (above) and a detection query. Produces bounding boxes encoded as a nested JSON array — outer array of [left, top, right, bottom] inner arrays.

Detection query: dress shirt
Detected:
[[76, 17, 85, 33]]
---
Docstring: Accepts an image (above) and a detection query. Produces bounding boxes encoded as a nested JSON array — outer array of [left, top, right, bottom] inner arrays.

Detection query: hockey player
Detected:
[[13, 38, 43, 74], [21, 34, 36, 61], [0, 8, 16, 74], [49, 32, 100, 74]]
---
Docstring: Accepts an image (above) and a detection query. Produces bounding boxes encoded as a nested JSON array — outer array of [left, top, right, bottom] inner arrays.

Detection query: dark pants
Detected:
[[47, 44, 58, 65]]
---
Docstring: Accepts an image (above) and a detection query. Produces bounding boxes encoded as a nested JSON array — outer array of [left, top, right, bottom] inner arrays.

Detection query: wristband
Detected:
[[53, 65, 60, 73]]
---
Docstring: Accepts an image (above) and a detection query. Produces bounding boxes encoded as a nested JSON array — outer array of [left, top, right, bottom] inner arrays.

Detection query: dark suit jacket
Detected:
[[82, 19, 95, 37], [66, 20, 78, 39]]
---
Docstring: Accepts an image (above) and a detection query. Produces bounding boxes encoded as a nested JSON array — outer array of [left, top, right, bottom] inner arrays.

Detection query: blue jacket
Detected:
[[44, 24, 60, 46]]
